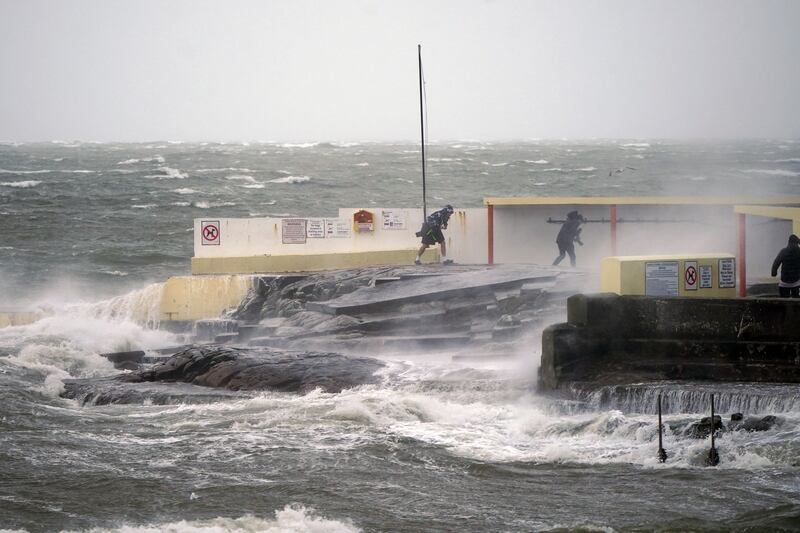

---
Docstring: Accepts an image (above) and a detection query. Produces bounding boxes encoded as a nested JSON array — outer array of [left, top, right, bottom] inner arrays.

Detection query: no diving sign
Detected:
[[201, 220, 220, 245], [684, 261, 698, 291]]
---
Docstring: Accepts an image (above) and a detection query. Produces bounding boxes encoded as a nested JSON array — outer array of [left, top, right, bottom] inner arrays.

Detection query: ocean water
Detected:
[[1, 140, 799, 532]]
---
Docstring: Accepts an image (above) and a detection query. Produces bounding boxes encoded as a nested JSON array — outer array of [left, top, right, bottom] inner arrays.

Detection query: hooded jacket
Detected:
[[771, 235, 800, 284]]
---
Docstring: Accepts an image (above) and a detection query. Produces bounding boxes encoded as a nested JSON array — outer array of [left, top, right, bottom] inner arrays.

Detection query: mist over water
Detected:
[[1, 141, 800, 532]]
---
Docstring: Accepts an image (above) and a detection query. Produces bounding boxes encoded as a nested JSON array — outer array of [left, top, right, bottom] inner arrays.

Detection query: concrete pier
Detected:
[[540, 293, 800, 390]]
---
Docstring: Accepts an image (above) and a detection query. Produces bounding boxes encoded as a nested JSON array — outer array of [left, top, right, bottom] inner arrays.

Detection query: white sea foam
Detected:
[[172, 201, 191, 207], [241, 184, 266, 189], [146, 166, 188, 179], [131, 204, 157, 209], [280, 142, 319, 148], [195, 167, 254, 173], [576, 167, 597, 172], [173, 188, 197, 195], [770, 158, 800, 163], [0, 169, 50, 174], [741, 168, 800, 177], [1, 180, 42, 188], [64, 505, 360, 533], [354, 162, 369, 167], [226, 175, 257, 183], [268, 175, 310, 184], [527, 159, 549, 164], [99, 270, 129, 276], [621, 142, 650, 148]]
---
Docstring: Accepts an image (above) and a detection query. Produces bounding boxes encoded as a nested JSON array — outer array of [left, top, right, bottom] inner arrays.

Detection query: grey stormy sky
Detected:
[[1, 0, 799, 142]]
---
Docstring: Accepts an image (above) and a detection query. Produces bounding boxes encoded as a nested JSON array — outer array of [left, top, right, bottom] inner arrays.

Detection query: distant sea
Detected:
[[1, 140, 799, 532]]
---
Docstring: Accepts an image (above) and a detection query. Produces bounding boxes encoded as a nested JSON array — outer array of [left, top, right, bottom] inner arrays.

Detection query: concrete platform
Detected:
[[306, 265, 560, 315]]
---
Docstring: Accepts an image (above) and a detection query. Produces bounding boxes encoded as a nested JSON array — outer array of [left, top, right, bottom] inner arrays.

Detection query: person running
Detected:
[[552, 210, 585, 267], [415, 204, 454, 265], [771, 234, 800, 297]]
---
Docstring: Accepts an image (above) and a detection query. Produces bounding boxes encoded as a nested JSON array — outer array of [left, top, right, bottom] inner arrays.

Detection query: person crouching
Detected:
[[415, 204, 454, 265]]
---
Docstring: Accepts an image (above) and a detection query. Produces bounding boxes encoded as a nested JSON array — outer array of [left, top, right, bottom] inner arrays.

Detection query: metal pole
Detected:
[[418, 44, 427, 218], [487, 204, 494, 265], [707, 393, 720, 466], [610, 204, 618, 256], [737, 213, 746, 297], [657, 393, 667, 463]]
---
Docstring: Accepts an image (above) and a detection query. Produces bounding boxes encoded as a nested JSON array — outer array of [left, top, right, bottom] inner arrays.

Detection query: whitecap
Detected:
[[171, 202, 191, 207], [576, 167, 597, 172], [1, 180, 41, 188], [281, 142, 319, 148], [268, 175, 310, 184], [0, 169, 50, 174], [173, 188, 197, 194], [100, 270, 129, 277], [131, 204, 157, 209], [354, 162, 370, 167], [225, 174, 257, 183], [527, 159, 549, 164], [146, 166, 188, 179], [75, 504, 359, 533], [241, 183, 265, 189], [621, 142, 650, 148], [741, 169, 800, 177]]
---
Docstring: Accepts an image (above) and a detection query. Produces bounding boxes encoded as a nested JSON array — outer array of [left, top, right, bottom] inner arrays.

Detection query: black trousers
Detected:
[[553, 241, 576, 267], [779, 286, 800, 298]]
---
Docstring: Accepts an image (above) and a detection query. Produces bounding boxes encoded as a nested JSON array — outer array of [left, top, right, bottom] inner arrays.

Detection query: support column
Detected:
[[487, 204, 494, 265], [610, 204, 618, 256], [738, 213, 746, 298]]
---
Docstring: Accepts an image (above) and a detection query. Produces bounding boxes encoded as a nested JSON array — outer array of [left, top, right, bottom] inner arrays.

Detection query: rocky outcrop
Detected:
[[63, 345, 386, 405]]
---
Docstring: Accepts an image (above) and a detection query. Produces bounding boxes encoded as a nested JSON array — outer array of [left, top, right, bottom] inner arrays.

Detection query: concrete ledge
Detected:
[[540, 293, 800, 390], [191, 249, 438, 275], [159, 275, 254, 322], [0, 311, 41, 328]]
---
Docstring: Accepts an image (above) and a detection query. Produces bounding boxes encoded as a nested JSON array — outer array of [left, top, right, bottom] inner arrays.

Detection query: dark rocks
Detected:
[[683, 413, 781, 438], [729, 415, 781, 432], [686, 415, 723, 439], [62, 345, 386, 405]]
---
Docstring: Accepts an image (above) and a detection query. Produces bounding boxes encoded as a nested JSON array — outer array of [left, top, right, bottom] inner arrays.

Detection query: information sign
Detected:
[[645, 261, 679, 296], [282, 219, 307, 244]]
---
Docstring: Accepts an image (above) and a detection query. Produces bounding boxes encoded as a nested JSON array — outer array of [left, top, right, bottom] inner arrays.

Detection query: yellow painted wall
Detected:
[[600, 254, 737, 297], [0, 312, 41, 329], [191, 248, 439, 275], [159, 275, 254, 322]]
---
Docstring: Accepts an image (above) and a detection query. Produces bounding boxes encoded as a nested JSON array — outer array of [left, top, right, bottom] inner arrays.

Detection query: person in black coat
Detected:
[[552, 211, 585, 267], [771, 234, 800, 297]]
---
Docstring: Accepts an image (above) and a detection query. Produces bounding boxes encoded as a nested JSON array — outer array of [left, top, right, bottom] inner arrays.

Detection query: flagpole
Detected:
[[418, 44, 427, 218]]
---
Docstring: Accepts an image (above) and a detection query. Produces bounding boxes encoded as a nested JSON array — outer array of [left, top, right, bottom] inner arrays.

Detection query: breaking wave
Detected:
[[268, 175, 310, 184], [1, 180, 42, 188]]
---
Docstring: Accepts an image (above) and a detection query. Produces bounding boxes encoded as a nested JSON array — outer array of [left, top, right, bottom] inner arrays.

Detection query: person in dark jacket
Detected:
[[552, 211, 585, 267], [771, 234, 800, 297], [415, 205, 454, 265]]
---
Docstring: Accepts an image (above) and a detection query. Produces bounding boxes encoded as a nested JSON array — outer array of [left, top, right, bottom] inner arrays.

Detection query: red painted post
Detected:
[[487, 204, 494, 265], [738, 213, 746, 297], [610, 204, 618, 256]]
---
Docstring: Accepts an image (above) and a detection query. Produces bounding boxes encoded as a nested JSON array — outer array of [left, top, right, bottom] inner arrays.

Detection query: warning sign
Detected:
[[282, 219, 307, 244], [684, 261, 698, 291], [381, 209, 406, 230], [307, 218, 325, 238], [325, 219, 351, 238], [699, 265, 712, 288], [719, 258, 736, 288], [201, 220, 220, 246], [645, 261, 679, 296]]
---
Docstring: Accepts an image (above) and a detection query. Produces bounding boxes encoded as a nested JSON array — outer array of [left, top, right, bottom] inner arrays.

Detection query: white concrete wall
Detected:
[[194, 208, 489, 264]]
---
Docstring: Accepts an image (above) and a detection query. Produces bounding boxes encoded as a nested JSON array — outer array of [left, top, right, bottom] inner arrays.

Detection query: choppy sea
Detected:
[[1, 140, 799, 532]]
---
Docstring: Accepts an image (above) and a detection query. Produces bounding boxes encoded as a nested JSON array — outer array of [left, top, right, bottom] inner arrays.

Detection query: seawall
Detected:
[[539, 294, 800, 389]]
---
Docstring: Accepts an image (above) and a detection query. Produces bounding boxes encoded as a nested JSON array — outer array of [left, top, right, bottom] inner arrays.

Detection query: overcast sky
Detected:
[[1, 0, 798, 142]]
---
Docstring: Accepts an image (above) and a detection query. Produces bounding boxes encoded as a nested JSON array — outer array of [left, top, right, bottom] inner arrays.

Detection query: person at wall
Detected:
[[552, 210, 585, 267], [771, 234, 800, 297], [415, 204, 454, 265]]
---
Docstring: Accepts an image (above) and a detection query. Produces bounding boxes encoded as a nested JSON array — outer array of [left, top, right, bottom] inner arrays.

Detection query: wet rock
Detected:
[[62, 345, 386, 405], [686, 414, 724, 439], [730, 412, 744, 421], [729, 415, 781, 432]]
